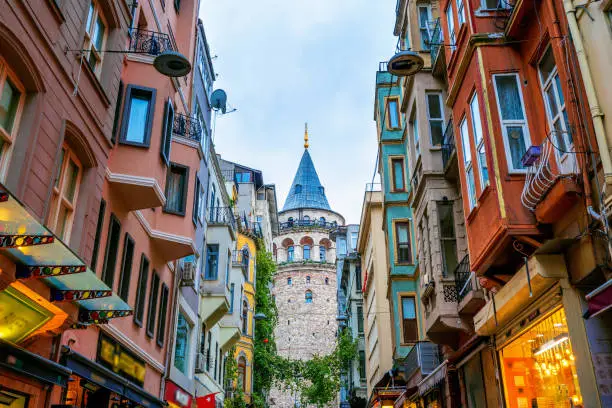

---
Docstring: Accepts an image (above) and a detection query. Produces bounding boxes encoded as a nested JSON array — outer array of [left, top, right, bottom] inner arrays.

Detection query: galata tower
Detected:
[[269, 126, 345, 407]]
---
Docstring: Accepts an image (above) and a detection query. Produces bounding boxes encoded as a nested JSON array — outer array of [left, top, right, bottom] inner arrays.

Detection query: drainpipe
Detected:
[[562, 0, 612, 192]]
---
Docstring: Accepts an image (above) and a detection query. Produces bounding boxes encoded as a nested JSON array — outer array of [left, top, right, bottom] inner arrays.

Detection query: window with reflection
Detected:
[[288, 246, 294, 261], [49, 145, 82, 242], [305, 290, 313, 303], [0, 57, 25, 181], [303, 245, 311, 260]]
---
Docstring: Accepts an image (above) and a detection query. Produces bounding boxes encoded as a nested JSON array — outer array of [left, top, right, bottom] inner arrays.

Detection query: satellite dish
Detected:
[[210, 89, 228, 114]]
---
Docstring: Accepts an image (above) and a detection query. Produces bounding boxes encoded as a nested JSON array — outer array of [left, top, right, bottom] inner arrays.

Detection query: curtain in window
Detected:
[[507, 126, 527, 170], [174, 313, 190, 374], [496, 76, 524, 121], [166, 169, 183, 212]]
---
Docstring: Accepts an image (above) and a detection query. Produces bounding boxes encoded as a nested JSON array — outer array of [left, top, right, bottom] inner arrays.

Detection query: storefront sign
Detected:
[[164, 381, 192, 408], [0, 284, 54, 343], [97, 334, 146, 386]]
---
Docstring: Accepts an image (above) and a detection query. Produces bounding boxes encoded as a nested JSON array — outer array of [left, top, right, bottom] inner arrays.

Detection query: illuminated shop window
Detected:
[[499, 308, 582, 408]]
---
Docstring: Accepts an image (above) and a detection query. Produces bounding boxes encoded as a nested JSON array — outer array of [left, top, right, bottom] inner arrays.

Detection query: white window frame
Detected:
[[537, 47, 573, 174], [446, 3, 457, 52], [492, 73, 531, 173], [460, 118, 477, 209], [418, 5, 433, 51], [0, 58, 25, 183], [470, 93, 489, 189], [425, 92, 445, 146], [457, 0, 466, 26], [49, 145, 83, 242], [83, 1, 107, 76]]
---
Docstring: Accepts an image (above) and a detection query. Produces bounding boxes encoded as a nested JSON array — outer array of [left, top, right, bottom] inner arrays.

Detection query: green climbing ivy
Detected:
[[251, 239, 358, 408], [224, 346, 248, 408]]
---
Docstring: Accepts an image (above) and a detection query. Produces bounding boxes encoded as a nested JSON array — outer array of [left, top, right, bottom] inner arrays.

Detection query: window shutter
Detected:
[[161, 98, 174, 165], [193, 177, 200, 225]]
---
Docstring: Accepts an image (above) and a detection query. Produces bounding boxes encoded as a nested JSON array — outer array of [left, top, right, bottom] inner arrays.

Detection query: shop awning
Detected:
[[62, 347, 165, 408], [0, 338, 72, 387], [474, 254, 567, 335], [417, 361, 447, 397], [584, 279, 612, 319], [0, 184, 131, 324]]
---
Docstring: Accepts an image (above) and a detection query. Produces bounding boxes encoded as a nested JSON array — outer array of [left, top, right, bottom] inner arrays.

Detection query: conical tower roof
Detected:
[[282, 149, 331, 211]]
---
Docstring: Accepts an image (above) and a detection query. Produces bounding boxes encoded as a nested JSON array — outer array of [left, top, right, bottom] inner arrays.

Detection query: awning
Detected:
[[0, 184, 132, 324], [0, 338, 72, 387], [61, 347, 165, 408], [584, 279, 612, 319], [392, 387, 418, 408], [417, 361, 447, 397], [474, 254, 567, 335]]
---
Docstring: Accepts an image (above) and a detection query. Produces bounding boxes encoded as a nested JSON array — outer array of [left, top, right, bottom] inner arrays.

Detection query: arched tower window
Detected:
[[319, 246, 326, 262], [287, 277, 292, 285], [306, 276, 311, 284], [303, 245, 311, 260], [325, 277, 329, 285], [303, 215, 310, 221], [288, 246, 294, 261], [305, 290, 313, 303], [319, 217, 326, 225]]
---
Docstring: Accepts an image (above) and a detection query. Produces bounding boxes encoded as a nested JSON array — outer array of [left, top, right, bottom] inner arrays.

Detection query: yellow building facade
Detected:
[[234, 232, 257, 402]]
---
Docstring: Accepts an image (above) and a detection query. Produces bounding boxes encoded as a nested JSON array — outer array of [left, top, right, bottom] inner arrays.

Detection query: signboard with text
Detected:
[[97, 334, 146, 386]]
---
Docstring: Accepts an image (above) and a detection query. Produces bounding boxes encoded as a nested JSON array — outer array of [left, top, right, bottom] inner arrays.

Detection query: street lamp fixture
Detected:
[[254, 312, 267, 321], [387, 50, 424, 77]]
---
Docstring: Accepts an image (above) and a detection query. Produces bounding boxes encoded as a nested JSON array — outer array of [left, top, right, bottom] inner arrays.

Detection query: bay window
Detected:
[[470, 93, 489, 188], [164, 163, 189, 215], [120, 85, 156, 146], [395, 221, 412, 264], [493, 73, 530, 172], [460, 118, 477, 209], [426, 93, 444, 145]]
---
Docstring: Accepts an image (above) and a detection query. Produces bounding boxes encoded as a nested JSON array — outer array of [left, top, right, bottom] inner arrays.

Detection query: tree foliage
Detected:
[[252, 240, 358, 407]]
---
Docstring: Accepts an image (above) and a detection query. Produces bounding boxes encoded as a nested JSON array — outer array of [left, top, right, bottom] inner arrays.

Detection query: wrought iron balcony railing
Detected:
[[521, 132, 576, 211], [278, 219, 338, 231], [454, 254, 472, 303], [401, 341, 440, 379], [173, 113, 202, 143], [207, 207, 236, 231], [232, 250, 249, 271], [441, 119, 455, 170], [428, 18, 443, 64], [128, 28, 173, 56]]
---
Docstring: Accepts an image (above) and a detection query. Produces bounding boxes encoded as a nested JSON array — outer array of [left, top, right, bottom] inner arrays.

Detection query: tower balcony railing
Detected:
[[207, 207, 236, 231], [441, 119, 455, 170], [128, 28, 173, 56], [173, 113, 202, 143], [279, 219, 338, 231]]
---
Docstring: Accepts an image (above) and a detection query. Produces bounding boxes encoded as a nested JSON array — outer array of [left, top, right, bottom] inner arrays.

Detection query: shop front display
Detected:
[[499, 307, 583, 408], [164, 381, 192, 408]]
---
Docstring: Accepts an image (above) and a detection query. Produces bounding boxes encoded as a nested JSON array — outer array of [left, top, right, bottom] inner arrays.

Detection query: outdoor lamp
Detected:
[[387, 50, 424, 77], [254, 312, 267, 320], [153, 50, 191, 77]]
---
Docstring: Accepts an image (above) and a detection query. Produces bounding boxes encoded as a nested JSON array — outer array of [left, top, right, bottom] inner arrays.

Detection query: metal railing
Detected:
[[239, 217, 263, 237], [428, 18, 443, 64], [232, 250, 249, 270], [454, 254, 472, 303], [128, 28, 173, 56], [402, 341, 440, 379], [521, 132, 577, 211], [441, 119, 455, 170], [173, 113, 202, 143], [278, 219, 338, 231], [207, 207, 236, 230]]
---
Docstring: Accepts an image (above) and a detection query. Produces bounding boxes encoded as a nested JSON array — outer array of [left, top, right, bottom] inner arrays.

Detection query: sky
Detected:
[[199, 1, 397, 224]]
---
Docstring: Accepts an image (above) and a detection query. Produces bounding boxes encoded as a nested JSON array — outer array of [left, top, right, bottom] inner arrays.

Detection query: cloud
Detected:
[[200, 0, 397, 223]]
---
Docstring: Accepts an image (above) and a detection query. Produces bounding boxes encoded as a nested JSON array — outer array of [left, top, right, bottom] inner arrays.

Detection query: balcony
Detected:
[[521, 136, 581, 224], [128, 28, 173, 56], [173, 113, 202, 144], [199, 278, 230, 327], [422, 276, 468, 348], [105, 168, 166, 211], [278, 219, 338, 232], [441, 119, 457, 179], [399, 341, 440, 383], [207, 207, 237, 231], [454, 255, 486, 314], [238, 215, 263, 238], [232, 249, 250, 276]]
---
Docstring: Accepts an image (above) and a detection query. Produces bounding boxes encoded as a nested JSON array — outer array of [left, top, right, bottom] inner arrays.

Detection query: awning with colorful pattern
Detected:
[[0, 183, 131, 324]]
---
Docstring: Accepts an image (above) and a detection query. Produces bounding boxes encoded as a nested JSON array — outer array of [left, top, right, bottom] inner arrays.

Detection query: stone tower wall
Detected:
[[269, 227, 339, 407]]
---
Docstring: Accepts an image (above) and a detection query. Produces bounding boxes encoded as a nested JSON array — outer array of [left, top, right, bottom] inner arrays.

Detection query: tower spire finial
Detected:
[[304, 122, 309, 149]]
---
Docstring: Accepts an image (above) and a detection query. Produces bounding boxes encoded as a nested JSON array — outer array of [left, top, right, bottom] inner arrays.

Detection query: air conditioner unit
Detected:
[[180, 261, 196, 287], [195, 352, 205, 373]]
